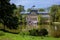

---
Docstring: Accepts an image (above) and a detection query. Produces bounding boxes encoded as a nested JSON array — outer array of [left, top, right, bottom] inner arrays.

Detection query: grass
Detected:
[[0, 31, 60, 40]]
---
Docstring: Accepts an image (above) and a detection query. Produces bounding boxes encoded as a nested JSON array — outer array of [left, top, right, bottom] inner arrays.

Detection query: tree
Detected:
[[39, 8, 45, 12], [0, 0, 18, 29], [50, 5, 60, 22], [17, 5, 25, 24], [13, 5, 26, 26], [50, 5, 60, 37], [27, 8, 31, 12], [18, 5, 25, 12]]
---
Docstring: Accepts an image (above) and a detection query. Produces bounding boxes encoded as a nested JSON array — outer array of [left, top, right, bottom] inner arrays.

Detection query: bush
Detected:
[[29, 29, 48, 36], [39, 29, 48, 36], [29, 29, 39, 36]]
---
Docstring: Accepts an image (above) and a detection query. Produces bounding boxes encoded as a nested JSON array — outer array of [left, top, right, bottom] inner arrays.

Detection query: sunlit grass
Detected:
[[0, 31, 60, 40], [0, 22, 60, 40]]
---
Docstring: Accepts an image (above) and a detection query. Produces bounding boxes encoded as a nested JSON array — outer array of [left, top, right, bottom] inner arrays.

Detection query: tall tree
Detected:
[[50, 5, 60, 22], [0, 0, 19, 29], [19, 5, 25, 12], [13, 5, 25, 25]]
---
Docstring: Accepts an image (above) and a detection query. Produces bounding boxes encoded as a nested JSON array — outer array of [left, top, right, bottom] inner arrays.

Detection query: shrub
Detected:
[[29, 29, 48, 36], [29, 29, 39, 36], [39, 29, 48, 36]]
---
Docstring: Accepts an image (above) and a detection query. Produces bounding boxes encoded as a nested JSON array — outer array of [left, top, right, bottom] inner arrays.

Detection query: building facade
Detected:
[[21, 8, 50, 30]]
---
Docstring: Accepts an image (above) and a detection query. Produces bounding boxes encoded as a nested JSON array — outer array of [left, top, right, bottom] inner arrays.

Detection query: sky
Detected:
[[10, 0, 60, 9]]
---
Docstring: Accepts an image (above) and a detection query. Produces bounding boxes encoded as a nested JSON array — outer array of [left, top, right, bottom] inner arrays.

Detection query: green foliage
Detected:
[[38, 15, 41, 25], [50, 5, 60, 22], [39, 8, 45, 12], [3, 28, 20, 34], [19, 5, 25, 12], [39, 29, 48, 36], [13, 5, 26, 25], [0, 0, 19, 29], [29, 29, 48, 36], [29, 29, 39, 36], [21, 15, 27, 25], [50, 5, 60, 37], [6, 16, 19, 29]]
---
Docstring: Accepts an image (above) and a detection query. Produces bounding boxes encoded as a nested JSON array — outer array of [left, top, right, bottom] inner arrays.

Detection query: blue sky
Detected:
[[10, 0, 60, 9]]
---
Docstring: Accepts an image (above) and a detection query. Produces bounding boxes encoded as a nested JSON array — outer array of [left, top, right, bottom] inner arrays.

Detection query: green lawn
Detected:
[[0, 31, 60, 40]]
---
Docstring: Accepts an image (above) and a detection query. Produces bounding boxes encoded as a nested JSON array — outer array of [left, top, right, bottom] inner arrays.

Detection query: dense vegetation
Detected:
[[0, 0, 19, 29], [0, 0, 60, 39], [29, 29, 48, 36], [50, 5, 60, 22]]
